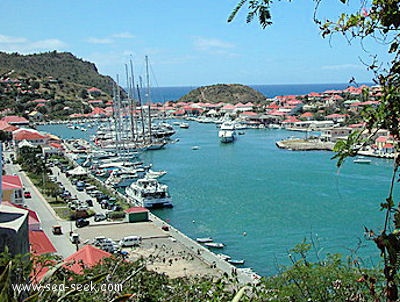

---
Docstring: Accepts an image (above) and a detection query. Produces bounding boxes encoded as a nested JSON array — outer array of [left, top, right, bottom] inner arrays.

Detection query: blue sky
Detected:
[[0, 0, 389, 87]]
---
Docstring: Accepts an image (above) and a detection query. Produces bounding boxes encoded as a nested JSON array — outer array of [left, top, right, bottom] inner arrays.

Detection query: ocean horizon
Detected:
[[147, 82, 373, 103]]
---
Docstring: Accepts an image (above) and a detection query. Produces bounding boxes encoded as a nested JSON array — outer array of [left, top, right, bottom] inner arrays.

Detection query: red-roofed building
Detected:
[[1, 115, 29, 126], [325, 113, 348, 123], [220, 104, 235, 113], [0, 121, 18, 132], [88, 107, 107, 117], [2, 175, 24, 205], [173, 109, 186, 116], [87, 87, 102, 96], [63, 245, 111, 274], [13, 129, 48, 146], [125, 207, 149, 222], [88, 100, 103, 105], [375, 135, 395, 154], [266, 102, 279, 110], [29, 230, 56, 255], [300, 112, 314, 121]]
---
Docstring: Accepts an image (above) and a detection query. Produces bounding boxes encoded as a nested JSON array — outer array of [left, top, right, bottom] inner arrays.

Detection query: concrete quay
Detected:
[[3, 144, 259, 285]]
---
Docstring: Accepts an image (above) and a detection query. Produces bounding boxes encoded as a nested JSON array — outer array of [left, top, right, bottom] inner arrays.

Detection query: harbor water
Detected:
[[37, 83, 393, 276], [38, 121, 396, 276]]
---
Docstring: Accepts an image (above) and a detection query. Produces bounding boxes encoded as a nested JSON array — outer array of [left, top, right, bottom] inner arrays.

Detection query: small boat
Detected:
[[353, 156, 371, 164], [180, 122, 189, 129], [228, 259, 245, 265], [217, 253, 231, 261], [196, 237, 213, 243], [145, 169, 167, 179], [192, 146, 200, 150], [204, 242, 225, 249]]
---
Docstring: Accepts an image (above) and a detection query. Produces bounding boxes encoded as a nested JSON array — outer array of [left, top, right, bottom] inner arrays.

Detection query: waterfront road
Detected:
[[2, 148, 258, 284], [3, 149, 77, 257]]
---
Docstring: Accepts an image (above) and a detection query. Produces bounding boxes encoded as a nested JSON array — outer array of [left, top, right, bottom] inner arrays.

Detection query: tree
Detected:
[[229, 1, 400, 300]]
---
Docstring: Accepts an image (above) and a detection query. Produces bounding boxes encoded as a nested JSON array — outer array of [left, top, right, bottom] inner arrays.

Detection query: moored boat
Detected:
[[353, 156, 371, 164], [228, 259, 245, 265], [196, 237, 213, 243], [204, 242, 225, 249], [218, 121, 236, 143], [125, 178, 173, 209], [145, 169, 167, 179]]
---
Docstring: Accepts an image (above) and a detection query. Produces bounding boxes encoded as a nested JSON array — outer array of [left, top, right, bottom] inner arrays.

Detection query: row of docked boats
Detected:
[[195, 237, 245, 265]]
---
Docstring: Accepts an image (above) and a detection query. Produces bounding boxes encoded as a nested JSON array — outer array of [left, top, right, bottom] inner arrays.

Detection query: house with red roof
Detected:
[[281, 116, 300, 127], [12, 128, 48, 147], [300, 112, 314, 121], [375, 135, 395, 154], [234, 102, 254, 112], [125, 206, 149, 222], [0, 121, 18, 132], [1, 115, 29, 126], [87, 87, 102, 97], [2, 175, 24, 205], [63, 245, 112, 274], [29, 230, 56, 255], [220, 103, 235, 114], [325, 113, 348, 123], [88, 107, 107, 117]]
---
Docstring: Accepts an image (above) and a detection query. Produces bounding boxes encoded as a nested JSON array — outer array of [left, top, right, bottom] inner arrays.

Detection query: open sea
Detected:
[[38, 83, 393, 276]]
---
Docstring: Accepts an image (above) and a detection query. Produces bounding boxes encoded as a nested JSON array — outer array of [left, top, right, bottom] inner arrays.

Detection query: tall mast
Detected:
[[145, 55, 152, 143], [130, 58, 137, 143], [136, 84, 146, 146]]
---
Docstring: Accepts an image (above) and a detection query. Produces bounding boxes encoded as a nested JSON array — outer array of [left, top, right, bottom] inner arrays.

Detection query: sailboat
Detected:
[[141, 55, 171, 150]]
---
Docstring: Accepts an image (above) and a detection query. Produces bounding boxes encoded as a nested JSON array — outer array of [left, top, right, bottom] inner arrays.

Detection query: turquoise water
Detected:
[[39, 121, 397, 276]]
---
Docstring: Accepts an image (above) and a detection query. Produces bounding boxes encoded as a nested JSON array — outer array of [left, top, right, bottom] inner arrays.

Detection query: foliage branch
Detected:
[[230, 0, 400, 300]]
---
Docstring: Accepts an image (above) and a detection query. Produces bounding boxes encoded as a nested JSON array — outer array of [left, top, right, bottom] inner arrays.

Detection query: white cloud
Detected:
[[0, 34, 67, 53], [0, 34, 27, 44], [194, 37, 234, 51], [86, 37, 113, 44]]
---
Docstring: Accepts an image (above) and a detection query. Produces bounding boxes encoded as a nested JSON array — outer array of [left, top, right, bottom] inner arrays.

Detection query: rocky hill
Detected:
[[178, 84, 266, 104], [0, 51, 122, 119], [0, 51, 115, 95]]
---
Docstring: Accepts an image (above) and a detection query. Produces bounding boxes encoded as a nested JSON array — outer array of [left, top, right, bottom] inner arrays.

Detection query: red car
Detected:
[[24, 191, 31, 198]]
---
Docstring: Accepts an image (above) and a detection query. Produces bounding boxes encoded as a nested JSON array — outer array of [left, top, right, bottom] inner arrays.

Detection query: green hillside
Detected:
[[178, 83, 266, 104], [0, 51, 115, 94]]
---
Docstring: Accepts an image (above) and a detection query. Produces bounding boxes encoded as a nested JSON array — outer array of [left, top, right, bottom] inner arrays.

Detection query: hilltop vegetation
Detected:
[[0, 51, 115, 94], [0, 51, 119, 119], [178, 83, 266, 104]]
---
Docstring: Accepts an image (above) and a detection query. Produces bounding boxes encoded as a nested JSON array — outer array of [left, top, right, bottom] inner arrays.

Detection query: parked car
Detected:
[[119, 236, 141, 247], [23, 191, 31, 198], [93, 236, 108, 246], [100, 239, 119, 253], [94, 213, 107, 222], [75, 218, 89, 228], [70, 233, 80, 244], [52, 225, 63, 235]]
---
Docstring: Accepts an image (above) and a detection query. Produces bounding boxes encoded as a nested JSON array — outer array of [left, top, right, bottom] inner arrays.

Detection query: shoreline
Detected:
[[275, 138, 334, 151], [61, 144, 260, 284]]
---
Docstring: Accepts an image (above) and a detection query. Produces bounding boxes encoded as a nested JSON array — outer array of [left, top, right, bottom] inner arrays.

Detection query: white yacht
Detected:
[[218, 121, 236, 143], [125, 178, 173, 208]]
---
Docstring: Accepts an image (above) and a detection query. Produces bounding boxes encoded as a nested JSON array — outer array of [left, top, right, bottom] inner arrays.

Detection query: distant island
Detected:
[[177, 84, 266, 104]]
